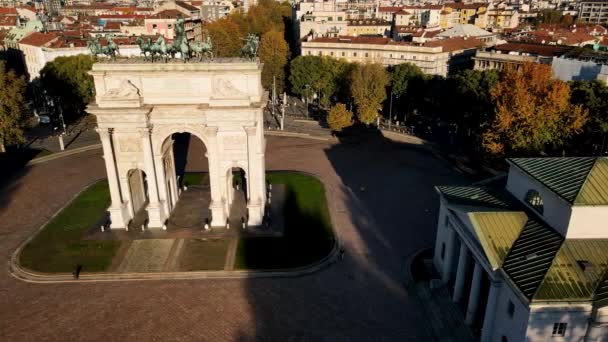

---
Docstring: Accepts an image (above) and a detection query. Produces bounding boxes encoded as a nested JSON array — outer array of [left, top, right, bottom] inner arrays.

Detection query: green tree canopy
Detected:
[[39, 54, 94, 123], [390, 63, 424, 98], [569, 80, 608, 154], [0, 61, 28, 152], [350, 63, 388, 125], [327, 103, 353, 132], [289, 55, 349, 105], [259, 29, 289, 93]]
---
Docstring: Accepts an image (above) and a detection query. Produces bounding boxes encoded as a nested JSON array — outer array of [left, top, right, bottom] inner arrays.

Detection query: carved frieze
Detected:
[[222, 135, 246, 150], [119, 137, 142, 152]]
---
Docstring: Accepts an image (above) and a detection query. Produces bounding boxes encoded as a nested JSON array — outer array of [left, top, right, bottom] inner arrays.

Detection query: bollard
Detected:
[[204, 223, 209, 230], [100, 225, 104, 232]]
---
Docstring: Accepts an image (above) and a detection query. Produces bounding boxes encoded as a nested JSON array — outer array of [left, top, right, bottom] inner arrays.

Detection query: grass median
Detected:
[[234, 172, 335, 270], [19, 180, 121, 273]]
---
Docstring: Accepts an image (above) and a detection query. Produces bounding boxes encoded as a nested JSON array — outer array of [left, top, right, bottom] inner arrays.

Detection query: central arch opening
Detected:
[[162, 132, 211, 229]]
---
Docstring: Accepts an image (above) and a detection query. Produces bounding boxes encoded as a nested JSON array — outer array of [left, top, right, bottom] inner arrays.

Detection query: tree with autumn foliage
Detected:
[[482, 63, 588, 157], [350, 63, 389, 125], [259, 29, 289, 94], [205, 17, 243, 57], [327, 103, 353, 132]]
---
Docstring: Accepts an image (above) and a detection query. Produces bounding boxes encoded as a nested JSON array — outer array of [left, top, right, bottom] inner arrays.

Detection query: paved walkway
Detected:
[[1, 135, 471, 340]]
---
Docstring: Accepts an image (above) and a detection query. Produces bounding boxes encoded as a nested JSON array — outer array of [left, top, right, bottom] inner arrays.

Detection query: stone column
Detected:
[[453, 242, 469, 303], [245, 125, 264, 226], [96, 128, 131, 229], [140, 127, 166, 228], [442, 227, 457, 284], [205, 127, 226, 226], [465, 261, 483, 325], [168, 147, 179, 206], [120, 176, 135, 218], [155, 154, 170, 215], [481, 281, 501, 342]]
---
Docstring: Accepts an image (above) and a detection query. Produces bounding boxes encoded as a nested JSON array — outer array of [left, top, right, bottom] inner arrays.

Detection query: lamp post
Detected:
[[49, 96, 66, 151], [304, 84, 310, 118]]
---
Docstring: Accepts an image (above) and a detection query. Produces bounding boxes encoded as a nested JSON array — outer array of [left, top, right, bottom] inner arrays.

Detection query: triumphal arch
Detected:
[[87, 60, 267, 229]]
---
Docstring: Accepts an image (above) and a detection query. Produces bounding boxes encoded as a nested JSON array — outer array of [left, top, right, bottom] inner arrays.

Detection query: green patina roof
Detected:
[[468, 211, 528, 271], [436, 186, 511, 209], [3, 20, 43, 43], [576, 158, 608, 205], [439, 182, 608, 304], [508, 157, 608, 206], [535, 240, 608, 301], [501, 217, 564, 300]]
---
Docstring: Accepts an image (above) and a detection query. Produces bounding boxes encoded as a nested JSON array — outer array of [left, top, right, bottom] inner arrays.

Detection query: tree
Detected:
[[259, 29, 289, 93], [569, 80, 608, 155], [0, 61, 28, 152], [482, 63, 588, 157], [39, 55, 94, 123], [390, 63, 424, 99], [205, 18, 243, 57], [350, 63, 389, 125], [327, 103, 353, 132]]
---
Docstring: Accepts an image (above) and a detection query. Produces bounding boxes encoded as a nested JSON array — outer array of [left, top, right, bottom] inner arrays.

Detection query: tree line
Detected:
[[288, 55, 607, 163]]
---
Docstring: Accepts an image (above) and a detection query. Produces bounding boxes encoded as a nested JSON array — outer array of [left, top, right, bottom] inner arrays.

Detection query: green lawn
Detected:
[[178, 238, 229, 271], [181, 172, 207, 187], [19, 180, 121, 273], [235, 172, 335, 270]]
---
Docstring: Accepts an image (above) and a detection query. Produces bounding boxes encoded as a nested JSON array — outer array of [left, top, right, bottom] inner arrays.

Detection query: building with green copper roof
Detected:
[[432, 157, 608, 342]]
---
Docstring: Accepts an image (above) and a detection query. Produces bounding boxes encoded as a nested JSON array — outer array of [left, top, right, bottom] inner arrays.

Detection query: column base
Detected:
[[247, 200, 264, 226], [146, 201, 167, 228], [109, 203, 132, 229], [210, 200, 227, 227]]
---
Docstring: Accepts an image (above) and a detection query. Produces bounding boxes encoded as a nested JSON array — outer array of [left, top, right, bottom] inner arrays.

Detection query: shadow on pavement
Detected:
[[239, 126, 476, 340]]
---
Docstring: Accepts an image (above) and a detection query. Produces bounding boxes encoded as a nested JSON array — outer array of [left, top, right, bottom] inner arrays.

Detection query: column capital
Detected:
[[138, 126, 153, 138], [95, 127, 113, 136], [244, 125, 257, 136], [204, 126, 218, 137]]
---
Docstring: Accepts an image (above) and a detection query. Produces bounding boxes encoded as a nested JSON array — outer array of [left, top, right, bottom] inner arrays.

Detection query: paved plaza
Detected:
[[0, 134, 470, 340]]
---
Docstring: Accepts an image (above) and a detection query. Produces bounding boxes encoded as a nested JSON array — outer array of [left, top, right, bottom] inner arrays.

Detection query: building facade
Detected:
[[579, 0, 608, 24], [434, 157, 608, 341], [301, 35, 482, 76]]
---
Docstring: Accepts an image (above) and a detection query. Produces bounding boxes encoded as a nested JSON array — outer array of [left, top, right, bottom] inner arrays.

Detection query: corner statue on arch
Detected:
[[87, 60, 267, 229]]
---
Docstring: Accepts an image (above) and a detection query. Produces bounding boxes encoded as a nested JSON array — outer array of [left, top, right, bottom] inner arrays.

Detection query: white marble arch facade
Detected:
[[88, 61, 267, 228]]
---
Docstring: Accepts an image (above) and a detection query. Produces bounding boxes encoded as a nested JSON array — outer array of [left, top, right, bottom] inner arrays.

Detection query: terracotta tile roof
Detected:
[[63, 4, 114, 10], [0, 8, 18, 15], [493, 42, 572, 57], [19, 32, 58, 47], [378, 7, 403, 13], [104, 21, 121, 30], [176, 1, 200, 11], [17, 6, 37, 13], [424, 36, 483, 52], [396, 10, 412, 15], [404, 5, 443, 10], [444, 2, 488, 10], [519, 28, 598, 46], [150, 9, 188, 19], [97, 14, 148, 20], [0, 16, 18, 27]]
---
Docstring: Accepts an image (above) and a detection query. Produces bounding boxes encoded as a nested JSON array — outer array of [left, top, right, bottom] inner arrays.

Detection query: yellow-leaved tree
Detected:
[[482, 63, 588, 157]]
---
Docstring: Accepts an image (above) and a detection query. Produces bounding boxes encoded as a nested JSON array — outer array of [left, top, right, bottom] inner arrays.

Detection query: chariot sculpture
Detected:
[[100, 19, 258, 63], [88, 36, 119, 60]]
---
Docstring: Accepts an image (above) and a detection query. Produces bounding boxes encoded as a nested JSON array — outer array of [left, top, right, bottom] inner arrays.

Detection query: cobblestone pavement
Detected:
[[0, 134, 470, 341]]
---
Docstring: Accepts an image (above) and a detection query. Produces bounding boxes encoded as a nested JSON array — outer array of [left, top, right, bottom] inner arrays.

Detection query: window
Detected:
[[307, 51, 312, 55], [330, 51, 334, 56], [318, 51, 322, 56], [365, 52, 369, 57], [342, 52, 345, 57], [552, 323, 567, 337], [507, 301, 514, 318], [353, 52, 357, 57], [441, 243, 446, 260], [152, 24, 157, 29], [524, 189, 544, 214], [168, 24, 172, 29]]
